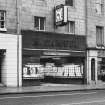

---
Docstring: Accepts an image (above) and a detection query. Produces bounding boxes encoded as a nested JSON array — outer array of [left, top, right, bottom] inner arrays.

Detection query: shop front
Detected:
[[0, 33, 22, 87], [22, 30, 86, 86], [97, 50, 105, 82]]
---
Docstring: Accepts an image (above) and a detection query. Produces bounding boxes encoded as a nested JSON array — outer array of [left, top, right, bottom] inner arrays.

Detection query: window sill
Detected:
[[35, 29, 45, 32], [65, 5, 75, 8], [68, 32, 75, 35], [0, 28, 7, 32]]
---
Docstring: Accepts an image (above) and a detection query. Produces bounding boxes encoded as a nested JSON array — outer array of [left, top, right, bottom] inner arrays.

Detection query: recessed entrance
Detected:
[[0, 50, 6, 83], [91, 58, 95, 81]]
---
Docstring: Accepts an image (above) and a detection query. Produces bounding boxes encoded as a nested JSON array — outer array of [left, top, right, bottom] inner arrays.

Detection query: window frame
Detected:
[[96, 26, 104, 47], [95, 0, 104, 15], [34, 16, 45, 31], [67, 21, 75, 34], [0, 10, 7, 31], [65, 0, 74, 6]]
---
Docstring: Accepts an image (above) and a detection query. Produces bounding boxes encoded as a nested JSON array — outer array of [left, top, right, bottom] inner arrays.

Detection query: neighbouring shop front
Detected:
[[22, 30, 86, 86], [97, 50, 105, 82], [0, 33, 22, 87]]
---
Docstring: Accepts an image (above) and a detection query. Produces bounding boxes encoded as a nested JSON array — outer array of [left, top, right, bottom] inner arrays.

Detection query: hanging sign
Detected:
[[55, 4, 68, 26]]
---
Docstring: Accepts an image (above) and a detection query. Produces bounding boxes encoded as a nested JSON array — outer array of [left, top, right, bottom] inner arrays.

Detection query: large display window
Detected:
[[22, 56, 44, 80], [22, 57, 84, 79], [98, 58, 105, 81], [42, 63, 83, 78], [40, 57, 84, 79]]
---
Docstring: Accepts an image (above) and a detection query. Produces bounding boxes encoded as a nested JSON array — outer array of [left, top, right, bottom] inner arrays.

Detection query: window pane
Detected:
[[96, 3, 102, 14], [96, 0, 104, 15], [68, 21, 75, 34], [1, 12, 4, 20], [0, 11, 5, 28], [34, 17, 39, 30], [0, 21, 4, 28], [1, 21, 4, 28], [40, 17, 45, 30], [65, 0, 73, 6], [96, 26, 104, 46], [70, 21, 75, 33]]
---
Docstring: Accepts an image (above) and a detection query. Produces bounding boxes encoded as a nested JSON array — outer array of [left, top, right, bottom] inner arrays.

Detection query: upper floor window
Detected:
[[34, 16, 45, 31], [95, 0, 104, 15], [65, 0, 74, 6], [67, 21, 75, 34], [0, 11, 6, 31], [96, 26, 104, 47]]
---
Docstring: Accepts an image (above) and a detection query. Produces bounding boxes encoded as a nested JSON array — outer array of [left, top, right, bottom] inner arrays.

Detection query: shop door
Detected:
[[0, 50, 5, 83], [0, 55, 3, 83], [0, 55, 2, 83], [91, 59, 95, 81]]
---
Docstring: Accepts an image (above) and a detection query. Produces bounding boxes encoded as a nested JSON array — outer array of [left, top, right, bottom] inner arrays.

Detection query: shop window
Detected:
[[67, 21, 75, 34], [95, 0, 104, 15], [0, 11, 6, 31], [96, 26, 104, 47], [65, 0, 74, 6], [34, 16, 45, 31]]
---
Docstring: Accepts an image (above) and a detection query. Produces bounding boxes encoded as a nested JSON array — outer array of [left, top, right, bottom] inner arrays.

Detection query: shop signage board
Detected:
[[22, 30, 86, 51], [43, 51, 70, 56], [55, 4, 68, 26], [43, 51, 85, 57]]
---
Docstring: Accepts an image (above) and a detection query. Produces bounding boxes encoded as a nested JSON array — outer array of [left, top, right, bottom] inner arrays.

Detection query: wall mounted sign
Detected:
[[22, 30, 86, 51], [55, 4, 68, 26], [43, 51, 70, 56]]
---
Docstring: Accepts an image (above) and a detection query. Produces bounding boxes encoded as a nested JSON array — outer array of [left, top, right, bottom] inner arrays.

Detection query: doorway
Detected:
[[0, 50, 5, 83], [0, 55, 2, 83], [91, 58, 95, 81]]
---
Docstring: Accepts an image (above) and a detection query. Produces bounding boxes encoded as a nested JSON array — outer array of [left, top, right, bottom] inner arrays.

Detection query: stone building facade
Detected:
[[0, 0, 105, 87], [0, 0, 22, 87], [86, 0, 105, 84], [21, 0, 86, 35]]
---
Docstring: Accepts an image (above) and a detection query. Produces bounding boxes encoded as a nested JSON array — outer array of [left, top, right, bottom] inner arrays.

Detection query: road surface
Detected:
[[0, 90, 105, 105]]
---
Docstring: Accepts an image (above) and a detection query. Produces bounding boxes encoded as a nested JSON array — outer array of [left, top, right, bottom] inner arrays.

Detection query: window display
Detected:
[[23, 63, 44, 79], [22, 57, 84, 80], [98, 58, 105, 81], [43, 63, 83, 78]]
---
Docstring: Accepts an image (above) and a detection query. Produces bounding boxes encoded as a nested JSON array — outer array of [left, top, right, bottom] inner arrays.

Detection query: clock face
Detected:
[[55, 8, 63, 23]]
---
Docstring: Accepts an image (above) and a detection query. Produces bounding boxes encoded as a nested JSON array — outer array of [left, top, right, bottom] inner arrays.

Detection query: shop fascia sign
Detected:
[[55, 4, 68, 26], [43, 51, 70, 56]]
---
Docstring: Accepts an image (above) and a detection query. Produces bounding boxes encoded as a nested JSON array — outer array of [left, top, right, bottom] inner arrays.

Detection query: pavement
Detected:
[[0, 82, 105, 95]]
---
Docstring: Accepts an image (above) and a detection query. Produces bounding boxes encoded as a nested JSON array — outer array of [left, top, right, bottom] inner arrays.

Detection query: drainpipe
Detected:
[[16, 0, 21, 87], [85, 0, 88, 84], [16, 0, 20, 34], [85, 0, 88, 37]]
